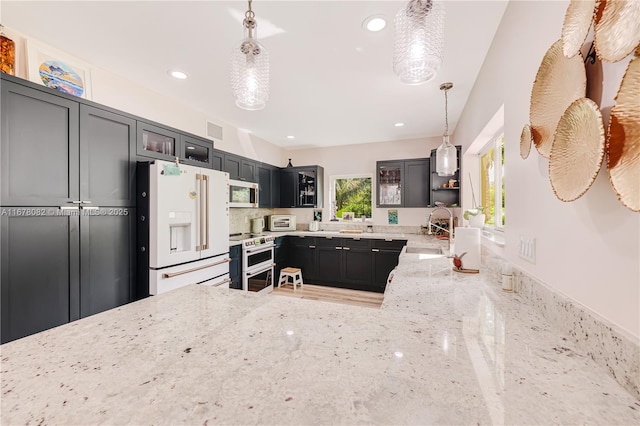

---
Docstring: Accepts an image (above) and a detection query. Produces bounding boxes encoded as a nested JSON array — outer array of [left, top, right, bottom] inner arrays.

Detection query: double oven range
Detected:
[[230, 234, 276, 293]]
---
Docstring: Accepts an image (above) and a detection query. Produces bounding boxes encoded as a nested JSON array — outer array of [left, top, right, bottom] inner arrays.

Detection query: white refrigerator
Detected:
[[148, 160, 230, 294]]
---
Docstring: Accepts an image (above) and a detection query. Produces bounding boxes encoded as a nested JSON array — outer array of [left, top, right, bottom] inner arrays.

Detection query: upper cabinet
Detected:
[[279, 166, 324, 208], [376, 159, 430, 207], [136, 120, 215, 169], [257, 162, 280, 208], [224, 153, 256, 182], [429, 145, 462, 208]]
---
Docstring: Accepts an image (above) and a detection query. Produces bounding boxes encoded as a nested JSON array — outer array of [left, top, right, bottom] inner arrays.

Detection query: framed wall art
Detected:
[[26, 39, 93, 100]]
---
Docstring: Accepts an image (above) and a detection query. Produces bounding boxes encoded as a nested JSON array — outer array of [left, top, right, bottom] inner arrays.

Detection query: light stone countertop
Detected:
[[1, 235, 639, 425]]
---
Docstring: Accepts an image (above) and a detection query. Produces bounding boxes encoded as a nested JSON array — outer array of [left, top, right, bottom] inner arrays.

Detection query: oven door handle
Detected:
[[245, 263, 276, 276], [244, 245, 275, 254], [162, 258, 231, 279]]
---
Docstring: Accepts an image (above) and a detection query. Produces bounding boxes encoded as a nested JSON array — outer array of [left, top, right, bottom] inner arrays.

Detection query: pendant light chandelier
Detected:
[[231, 0, 269, 110], [393, 0, 445, 85], [436, 82, 457, 176]]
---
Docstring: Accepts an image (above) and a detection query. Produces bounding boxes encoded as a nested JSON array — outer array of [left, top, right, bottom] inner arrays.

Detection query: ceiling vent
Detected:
[[206, 121, 223, 140]]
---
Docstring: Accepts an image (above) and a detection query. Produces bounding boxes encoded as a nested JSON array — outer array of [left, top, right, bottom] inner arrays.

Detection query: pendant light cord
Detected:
[[444, 87, 449, 137]]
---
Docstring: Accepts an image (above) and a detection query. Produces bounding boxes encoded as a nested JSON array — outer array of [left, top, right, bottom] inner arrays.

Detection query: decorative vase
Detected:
[[469, 214, 486, 228]]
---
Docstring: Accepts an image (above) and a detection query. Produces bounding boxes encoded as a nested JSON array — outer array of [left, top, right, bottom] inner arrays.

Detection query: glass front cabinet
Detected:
[[377, 161, 404, 207]]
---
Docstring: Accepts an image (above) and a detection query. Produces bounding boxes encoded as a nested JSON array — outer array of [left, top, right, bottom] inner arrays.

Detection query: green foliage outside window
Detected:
[[335, 178, 372, 218]]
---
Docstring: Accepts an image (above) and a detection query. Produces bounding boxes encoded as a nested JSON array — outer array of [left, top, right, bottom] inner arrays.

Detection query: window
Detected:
[[479, 134, 505, 228], [331, 176, 372, 221]]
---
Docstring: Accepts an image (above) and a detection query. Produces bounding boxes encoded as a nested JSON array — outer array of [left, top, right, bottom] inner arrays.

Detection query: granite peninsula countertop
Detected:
[[2, 235, 639, 425]]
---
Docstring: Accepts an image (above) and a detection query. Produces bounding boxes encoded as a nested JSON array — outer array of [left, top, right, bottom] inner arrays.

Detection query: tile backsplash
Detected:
[[229, 208, 275, 234]]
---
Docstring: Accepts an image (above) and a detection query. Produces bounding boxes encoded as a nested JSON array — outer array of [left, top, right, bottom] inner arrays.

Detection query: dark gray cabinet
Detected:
[[257, 162, 280, 208], [288, 236, 318, 282], [274, 236, 287, 284], [430, 146, 462, 207], [279, 166, 324, 208], [404, 159, 430, 207], [376, 159, 429, 207], [181, 134, 213, 168], [224, 153, 256, 182], [1, 80, 80, 206], [229, 244, 242, 290], [0, 75, 136, 343], [80, 105, 136, 207], [212, 149, 224, 171], [136, 120, 215, 169], [372, 239, 406, 291], [286, 236, 404, 293], [1, 213, 79, 343]]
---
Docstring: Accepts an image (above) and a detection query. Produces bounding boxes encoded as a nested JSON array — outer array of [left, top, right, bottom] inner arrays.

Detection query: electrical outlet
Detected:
[[519, 235, 536, 263]]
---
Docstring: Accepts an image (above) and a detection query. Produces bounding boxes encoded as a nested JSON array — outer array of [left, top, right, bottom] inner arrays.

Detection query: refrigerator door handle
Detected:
[[196, 174, 203, 251], [204, 175, 210, 250], [161, 257, 231, 278]]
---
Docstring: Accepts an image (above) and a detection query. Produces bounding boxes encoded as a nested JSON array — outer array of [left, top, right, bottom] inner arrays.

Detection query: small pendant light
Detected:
[[230, 0, 270, 110], [436, 82, 457, 176]]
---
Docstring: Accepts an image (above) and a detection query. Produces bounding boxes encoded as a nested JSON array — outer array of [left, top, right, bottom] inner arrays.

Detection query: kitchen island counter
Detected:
[[2, 237, 638, 425]]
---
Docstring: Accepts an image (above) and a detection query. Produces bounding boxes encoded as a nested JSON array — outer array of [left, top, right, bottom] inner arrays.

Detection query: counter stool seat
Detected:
[[278, 267, 304, 291]]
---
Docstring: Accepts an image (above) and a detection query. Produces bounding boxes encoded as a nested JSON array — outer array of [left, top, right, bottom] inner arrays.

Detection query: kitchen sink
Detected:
[[405, 246, 446, 255]]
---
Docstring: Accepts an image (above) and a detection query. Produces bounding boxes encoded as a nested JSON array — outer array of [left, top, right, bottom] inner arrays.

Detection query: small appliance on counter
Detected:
[[251, 217, 265, 235], [308, 220, 320, 232], [267, 214, 296, 231]]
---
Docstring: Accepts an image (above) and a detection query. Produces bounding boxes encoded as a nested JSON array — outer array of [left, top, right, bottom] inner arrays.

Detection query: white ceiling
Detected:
[[3, 1, 508, 149]]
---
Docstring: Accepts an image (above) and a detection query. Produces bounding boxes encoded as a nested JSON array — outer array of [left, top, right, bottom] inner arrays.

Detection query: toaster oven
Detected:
[[267, 215, 296, 231]]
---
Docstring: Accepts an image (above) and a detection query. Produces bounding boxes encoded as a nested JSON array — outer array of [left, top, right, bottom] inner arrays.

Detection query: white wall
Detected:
[[2, 27, 285, 166], [279, 136, 457, 226], [454, 1, 640, 339]]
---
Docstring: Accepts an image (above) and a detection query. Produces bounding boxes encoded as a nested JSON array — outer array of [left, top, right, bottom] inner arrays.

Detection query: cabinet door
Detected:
[[315, 237, 343, 285], [136, 121, 180, 161], [1, 81, 80, 206], [279, 169, 297, 208], [1, 211, 80, 344], [297, 168, 317, 207], [377, 161, 404, 207], [212, 150, 224, 171], [257, 164, 272, 208], [181, 135, 213, 168], [404, 159, 430, 207], [372, 250, 401, 291], [241, 159, 256, 182], [224, 154, 242, 180], [79, 210, 135, 318], [229, 245, 242, 290], [342, 239, 372, 288], [80, 105, 136, 207], [271, 168, 281, 209], [289, 237, 317, 281]]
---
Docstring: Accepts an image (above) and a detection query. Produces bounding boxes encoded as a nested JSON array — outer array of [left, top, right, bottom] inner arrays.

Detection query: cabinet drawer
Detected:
[[342, 238, 371, 249], [149, 255, 230, 295], [290, 236, 316, 247], [317, 237, 344, 247], [371, 239, 407, 250]]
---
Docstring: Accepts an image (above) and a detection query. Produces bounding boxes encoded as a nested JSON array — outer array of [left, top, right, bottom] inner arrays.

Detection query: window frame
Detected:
[[330, 174, 374, 222], [478, 131, 505, 232]]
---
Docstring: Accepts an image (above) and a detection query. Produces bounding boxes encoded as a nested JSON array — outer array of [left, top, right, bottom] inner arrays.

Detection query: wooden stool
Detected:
[[278, 267, 304, 290]]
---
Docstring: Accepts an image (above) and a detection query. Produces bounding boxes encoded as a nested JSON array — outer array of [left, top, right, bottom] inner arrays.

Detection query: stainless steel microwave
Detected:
[[268, 215, 296, 231], [229, 180, 258, 208]]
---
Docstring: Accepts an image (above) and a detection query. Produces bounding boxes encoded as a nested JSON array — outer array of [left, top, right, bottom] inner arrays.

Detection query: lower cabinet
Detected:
[[1, 210, 136, 344], [274, 237, 287, 283], [288, 236, 318, 283], [284, 236, 405, 293], [229, 244, 242, 290]]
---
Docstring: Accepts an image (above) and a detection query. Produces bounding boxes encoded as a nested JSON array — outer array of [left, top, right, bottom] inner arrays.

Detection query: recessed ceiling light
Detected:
[[169, 70, 188, 80], [394, 122, 405, 127], [286, 135, 295, 139], [363, 15, 386, 32]]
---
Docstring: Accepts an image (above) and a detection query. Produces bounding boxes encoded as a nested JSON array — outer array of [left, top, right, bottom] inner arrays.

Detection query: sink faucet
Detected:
[[427, 207, 454, 252]]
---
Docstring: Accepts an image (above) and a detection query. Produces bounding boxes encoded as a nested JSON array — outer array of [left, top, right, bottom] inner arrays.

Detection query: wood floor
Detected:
[[272, 283, 384, 309]]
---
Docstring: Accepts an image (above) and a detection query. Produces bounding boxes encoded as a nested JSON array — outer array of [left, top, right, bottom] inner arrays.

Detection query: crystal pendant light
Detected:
[[436, 82, 457, 176], [393, 0, 445, 84], [231, 0, 269, 110]]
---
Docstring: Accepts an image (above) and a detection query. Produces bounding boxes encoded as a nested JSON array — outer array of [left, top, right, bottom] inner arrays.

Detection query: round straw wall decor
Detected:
[[594, 0, 640, 62]]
